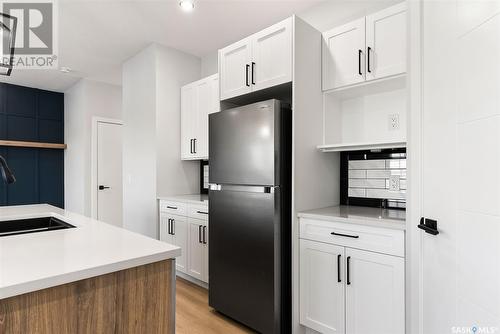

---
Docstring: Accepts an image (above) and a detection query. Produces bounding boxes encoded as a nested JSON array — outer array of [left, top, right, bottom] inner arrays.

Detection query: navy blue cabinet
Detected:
[[0, 83, 64, 208]]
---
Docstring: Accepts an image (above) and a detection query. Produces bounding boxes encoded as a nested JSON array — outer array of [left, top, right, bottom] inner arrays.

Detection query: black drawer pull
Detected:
[[167, 206, 178, 210], [198, 225, 202, 243], [331, 232, 359, 239], [196, 211, 208, 215], [202, 226, 207, 244], [358, 49, 362, 76], [337, 254, 341, 283]]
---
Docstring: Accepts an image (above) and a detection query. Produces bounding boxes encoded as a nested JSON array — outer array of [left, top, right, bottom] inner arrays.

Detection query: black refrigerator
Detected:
[[208, 99, 291, 334]]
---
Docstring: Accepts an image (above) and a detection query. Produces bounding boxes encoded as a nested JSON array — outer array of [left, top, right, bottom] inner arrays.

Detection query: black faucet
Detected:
[[0, 155, 16, 184]]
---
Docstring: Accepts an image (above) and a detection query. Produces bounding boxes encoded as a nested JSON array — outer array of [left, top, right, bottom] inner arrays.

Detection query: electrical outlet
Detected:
[[389, 175, 401, 191], [388, 114, 400, 131]]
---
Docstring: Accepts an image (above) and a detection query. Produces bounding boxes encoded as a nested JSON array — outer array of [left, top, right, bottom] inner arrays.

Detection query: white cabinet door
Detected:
[[251, 18, 292, 92], [194, 79, 210, 159], [202, 219, 209, 283], [219, 38, 252, 100], [171, 215, 188, 274], [208, 74, 220, 115], [181, 84, 196, 160], [159, 212, 171, 243], [345, 248, 405, 334], [366, 3, 406, 81], [187, 218, 207, 281], [323, 17, 366, 90], [300, 239, 345, 334]]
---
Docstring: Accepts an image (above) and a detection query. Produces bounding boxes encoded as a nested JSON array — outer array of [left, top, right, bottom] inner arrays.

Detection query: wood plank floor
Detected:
[[176, 277, 256, 334]]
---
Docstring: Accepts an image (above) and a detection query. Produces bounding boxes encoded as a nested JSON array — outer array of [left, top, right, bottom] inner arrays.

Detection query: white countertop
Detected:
[[158, 194, 209, 205], [0, 204, 181, 300], [298, 205, 406, 230]]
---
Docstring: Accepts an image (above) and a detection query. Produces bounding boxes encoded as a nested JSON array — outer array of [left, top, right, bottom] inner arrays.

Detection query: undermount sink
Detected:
[[0, 216, 75, 237]]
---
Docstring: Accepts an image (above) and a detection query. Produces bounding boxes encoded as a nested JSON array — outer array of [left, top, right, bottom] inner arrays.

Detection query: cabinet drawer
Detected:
[[299, 218, 404, 257], [188, 205, 209, 221], [160, 200, 187, 216]]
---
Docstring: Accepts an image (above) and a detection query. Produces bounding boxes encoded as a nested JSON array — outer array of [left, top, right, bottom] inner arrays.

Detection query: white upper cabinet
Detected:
[[345, 248, 405, 334], [252, 18, 293, 92], [219, 39, 252, 100], [181, 74, 219, 160], [219, 17, 293, 100], [322, 3, 407, 91], [365, 3, 407, 81], [322, 18, 366, 90]]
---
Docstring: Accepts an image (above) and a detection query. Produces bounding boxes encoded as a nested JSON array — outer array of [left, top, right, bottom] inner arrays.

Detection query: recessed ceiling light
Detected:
[[60, 67, 71, 73], [179, 0, 194, 12]]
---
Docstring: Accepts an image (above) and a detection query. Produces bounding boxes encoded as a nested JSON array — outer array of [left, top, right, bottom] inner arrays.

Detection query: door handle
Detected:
[[198, 225, 202, 243], [98, 185, 110, 190], [331, 231, 359, 239], [418, 217, 439, 235], [367, 46, 372, 73], [251, 62, 255, 85], [358, 49, 363, 76], [337, 254, 341, 283], [202, 226, 207, 244], [346, 256, 351, 285], [245, 64, 250, 87]]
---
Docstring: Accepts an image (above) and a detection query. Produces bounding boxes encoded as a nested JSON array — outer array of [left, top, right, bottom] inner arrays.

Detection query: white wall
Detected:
[[122, 44, 200, 238], [64, 79, 122, 216], [201, 52, 218, 77]]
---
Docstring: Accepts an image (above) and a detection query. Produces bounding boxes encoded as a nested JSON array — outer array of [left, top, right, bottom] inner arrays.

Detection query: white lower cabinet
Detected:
[[159, 200, 209, 284], [299, 219, 405, 334], [187, 218, 208, 282], [345, 248, 405, 334]]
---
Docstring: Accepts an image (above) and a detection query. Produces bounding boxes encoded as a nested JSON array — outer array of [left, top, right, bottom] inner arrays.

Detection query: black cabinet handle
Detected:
[[418, 217, 439, 235], [193, 138, 197, 154], [331, 231, 359, 239], [367, 46, 372, 73], [98, 185, 110, 190], [196, 210, 208, 215], [190, 139, 193, 154], [172, 219, 175, 235], [337, 254, 341, 283], [347, 256, 351, 285], [167, 206, 178, 210], [245, 64, 250, 87], [202, 226, 207, 244], [251, 62, 255, 85], [167, 219, 171, 235], [358, 49, 363, 76], [198, 225, 202, 243]]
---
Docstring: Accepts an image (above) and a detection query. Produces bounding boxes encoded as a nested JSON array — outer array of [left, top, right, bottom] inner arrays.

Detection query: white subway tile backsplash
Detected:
[[386, 179, 407, 190], [366, 189, 406, 200], [348, 159, 386, 170], [366, 169, 407, 179], [349, 170, 366, 179], [348, 188, 366, 197], [349, 179, 386, 189], [385, 159, 407, 169]]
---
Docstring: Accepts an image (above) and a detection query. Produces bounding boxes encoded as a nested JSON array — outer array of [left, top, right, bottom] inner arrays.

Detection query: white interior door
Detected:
[[345, 248, 404, 334], [299, 239, 345, 334], [421, 2, 500, 333], [252, 17, 292, 92], [97, 121, 123, 227], [322, 17, 366, 90], [365, 3, 406, 80]]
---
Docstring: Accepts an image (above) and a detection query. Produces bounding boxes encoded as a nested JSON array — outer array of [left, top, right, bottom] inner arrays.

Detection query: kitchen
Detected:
[[0, 1, 499, 334]]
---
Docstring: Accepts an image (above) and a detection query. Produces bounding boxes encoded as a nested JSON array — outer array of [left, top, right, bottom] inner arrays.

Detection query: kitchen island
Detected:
[[0, 204, 180, 333]]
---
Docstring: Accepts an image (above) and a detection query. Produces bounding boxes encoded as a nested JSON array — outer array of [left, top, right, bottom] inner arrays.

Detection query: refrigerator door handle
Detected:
[[209, 184, 278, 193]]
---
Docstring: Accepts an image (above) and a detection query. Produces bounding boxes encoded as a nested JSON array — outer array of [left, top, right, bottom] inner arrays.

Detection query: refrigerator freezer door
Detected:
[[209, 187, 281, 334], [209, 100, 281, 186]]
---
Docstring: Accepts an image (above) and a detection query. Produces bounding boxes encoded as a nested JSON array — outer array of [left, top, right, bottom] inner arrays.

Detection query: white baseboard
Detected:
[[176, 271, 209, 289]]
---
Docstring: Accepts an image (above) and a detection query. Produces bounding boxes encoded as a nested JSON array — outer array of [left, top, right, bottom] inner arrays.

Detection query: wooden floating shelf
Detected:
[[317, 141, 406, 153], [0, 140, 67, 149]]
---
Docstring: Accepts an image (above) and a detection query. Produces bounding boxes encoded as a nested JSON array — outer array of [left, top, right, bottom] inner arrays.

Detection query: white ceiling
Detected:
[[0, 0, 324, 92]]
